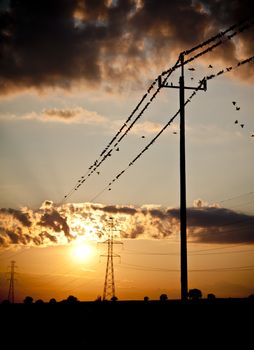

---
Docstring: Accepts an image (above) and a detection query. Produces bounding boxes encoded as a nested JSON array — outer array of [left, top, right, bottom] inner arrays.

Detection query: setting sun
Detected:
[[71, 243, 93, 262]]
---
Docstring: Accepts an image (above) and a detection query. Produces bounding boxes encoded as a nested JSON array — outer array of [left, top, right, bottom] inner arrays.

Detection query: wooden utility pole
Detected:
[[158, 54, 207, 300]]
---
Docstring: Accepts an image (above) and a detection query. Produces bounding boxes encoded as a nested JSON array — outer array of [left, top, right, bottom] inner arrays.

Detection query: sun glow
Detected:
[[71, 242, 94, 262]]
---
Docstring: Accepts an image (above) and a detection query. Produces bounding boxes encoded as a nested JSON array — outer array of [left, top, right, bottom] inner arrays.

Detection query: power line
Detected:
[[61, 16, 254, 203], [118, 262, 254, 273], [89, 53, 254, 202], [62, 59, 180, 202], [122, 247, 254, 256]]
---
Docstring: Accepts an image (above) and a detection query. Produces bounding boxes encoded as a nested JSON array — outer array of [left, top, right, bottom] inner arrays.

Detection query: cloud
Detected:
[[0, 106, 108, 124], [0, 0, 253, 96], [0, 200, 253, 248], [167, 206, 254, 244], [42, 107, 107, 124]]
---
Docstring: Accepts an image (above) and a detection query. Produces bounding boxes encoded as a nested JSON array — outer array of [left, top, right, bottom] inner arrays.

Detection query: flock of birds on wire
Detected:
[[62, 16, 254, 202]]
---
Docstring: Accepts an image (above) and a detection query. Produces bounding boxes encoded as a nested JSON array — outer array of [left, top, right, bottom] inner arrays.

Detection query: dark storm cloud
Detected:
[[0, 0, 253, 95], [168, 206, 254, 243], [38, 210, 72, 240], [0, 208, 32, 227], [102, 205, 137, 215]]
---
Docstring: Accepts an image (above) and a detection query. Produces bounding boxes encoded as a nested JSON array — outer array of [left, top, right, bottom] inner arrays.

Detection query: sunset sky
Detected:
[[0, 0, 253, 302]]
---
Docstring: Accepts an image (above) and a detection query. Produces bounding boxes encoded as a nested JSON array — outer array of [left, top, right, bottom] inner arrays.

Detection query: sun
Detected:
[[71, 242, 93, 262]]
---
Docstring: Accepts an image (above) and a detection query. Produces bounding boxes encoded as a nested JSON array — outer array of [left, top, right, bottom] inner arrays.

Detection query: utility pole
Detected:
[[100, 217, 122, 300], [158, 53, 207, 300], [7, 260, 17, 303]]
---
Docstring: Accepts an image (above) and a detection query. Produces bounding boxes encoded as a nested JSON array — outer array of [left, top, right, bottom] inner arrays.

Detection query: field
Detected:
[[1, 298, 252, 347]]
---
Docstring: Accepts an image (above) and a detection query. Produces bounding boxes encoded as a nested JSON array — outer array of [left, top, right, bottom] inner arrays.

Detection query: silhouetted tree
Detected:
[[95, 295, 102, 302], [144, 296, 149, 302], [35, 299, 44, 305], [188, 289, 202, 300], [159, 293, 168, 301], [207, 293, 216, 300], [49, 298, 57, 304], [23, 296, 33, 304], [1, 299, 10, 305], [66, 295, 79, 304]]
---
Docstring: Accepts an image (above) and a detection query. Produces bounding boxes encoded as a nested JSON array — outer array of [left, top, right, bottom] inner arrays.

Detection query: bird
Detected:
[[173, 131, 177, 134], [235, 120, 238, 124], [240, 124, 244, 128], [97, 172, 100, 175], [116, 147, 120, 151], [188, 68, 195, 71], [108, 188, 111, 191], [251, 134, 254, 137], [236, 107, 240, 111], [191, 77, 194, 80], [141, 135, 145, 138], [208, 64, 213, 68], [232, 101, 236, 105]]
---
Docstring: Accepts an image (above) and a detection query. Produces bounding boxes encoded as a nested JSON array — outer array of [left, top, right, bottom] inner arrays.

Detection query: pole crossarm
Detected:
[[158, 75, 207, 91]]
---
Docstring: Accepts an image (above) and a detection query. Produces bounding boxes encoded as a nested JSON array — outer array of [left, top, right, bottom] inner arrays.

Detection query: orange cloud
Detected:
[[0, 200, 253, 248]]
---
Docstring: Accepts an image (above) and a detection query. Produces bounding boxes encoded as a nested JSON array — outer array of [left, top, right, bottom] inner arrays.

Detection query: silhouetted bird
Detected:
[[251, 134, 254, 137], [232, 101, 236, 105], [240, 124, 244, 128], [64, 195, 67, 198], [235, 120, 238, 124], [188, 68, 195, 71], [108, 188, 111, 191], [208, 64, 213, 68], [236, 107, 240, 111], [97, 172, 100, 175], [191, 77, 194, 80], [116, 147, 120, 151], [173, 132, 177, 134], [170, 82, 173, 86], [141, 135, 145, 138]]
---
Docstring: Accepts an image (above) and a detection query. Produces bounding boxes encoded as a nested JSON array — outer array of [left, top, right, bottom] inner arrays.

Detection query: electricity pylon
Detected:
[[7, 260, 17, 303], [100, 217, 122, 300], [158, 53, 207, 300]]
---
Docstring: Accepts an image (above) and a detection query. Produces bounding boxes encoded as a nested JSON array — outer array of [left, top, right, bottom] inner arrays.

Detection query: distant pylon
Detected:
[[100, 217, 122, 300], [7, 260, 17, 303]]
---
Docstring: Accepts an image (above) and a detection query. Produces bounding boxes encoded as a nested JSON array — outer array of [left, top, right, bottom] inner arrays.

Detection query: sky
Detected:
[[0, 0, 254, 302]]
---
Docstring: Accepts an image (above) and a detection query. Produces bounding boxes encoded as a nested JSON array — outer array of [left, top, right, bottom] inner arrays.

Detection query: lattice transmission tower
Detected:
[[100, 217, 122, 300], [7, 260, 17, 303]]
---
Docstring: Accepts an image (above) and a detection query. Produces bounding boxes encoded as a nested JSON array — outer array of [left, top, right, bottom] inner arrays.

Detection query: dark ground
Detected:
[[1, 298, 253, 348]]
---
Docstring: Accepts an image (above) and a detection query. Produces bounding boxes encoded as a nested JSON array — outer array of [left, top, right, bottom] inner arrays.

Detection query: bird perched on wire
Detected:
[[236, 107, 240, 111], [235, 120, 238, 124], [240, 124, 244, 128], [208, 64, 213, 68], [188, 67, 195, 71], [232, 101, 236, 105]]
